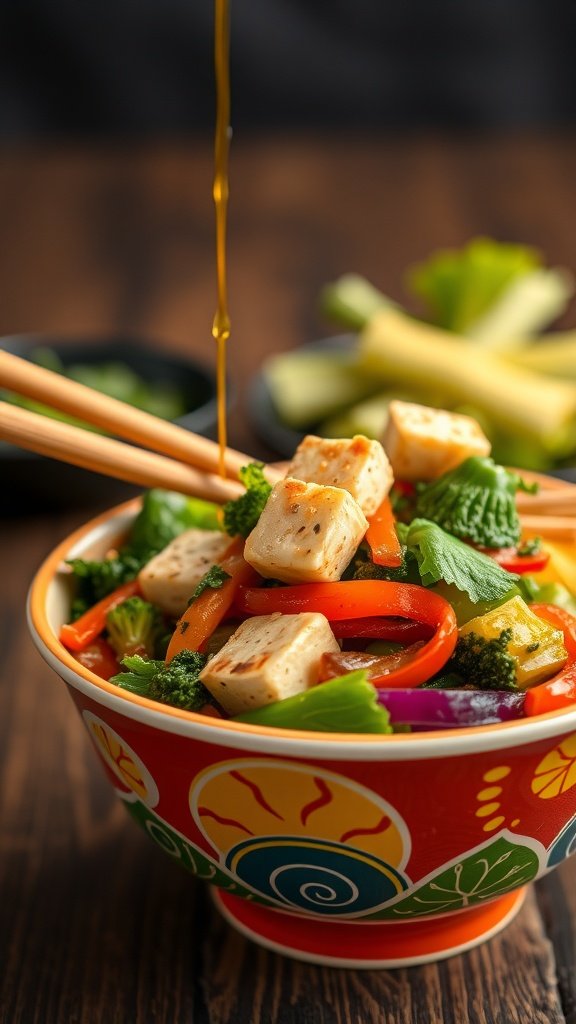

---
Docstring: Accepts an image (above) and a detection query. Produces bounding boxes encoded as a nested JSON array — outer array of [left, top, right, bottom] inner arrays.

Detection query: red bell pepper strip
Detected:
[[365, 497, 403, 568], [531, 603, 576, 660], [524, 666, 576, 716], [74, 637, 121, 680], [331, 617, 433, 644], [525, 604, 576, 716], [165, 537, 260, 663], [236, 580, 458, 688], [479, 547, 550, 574], [319, 642, 427, 682], [60, 580, 141, 652]]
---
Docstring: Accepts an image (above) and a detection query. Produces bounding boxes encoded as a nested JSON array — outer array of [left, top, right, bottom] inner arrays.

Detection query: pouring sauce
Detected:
[[212, 0, 231, 478]]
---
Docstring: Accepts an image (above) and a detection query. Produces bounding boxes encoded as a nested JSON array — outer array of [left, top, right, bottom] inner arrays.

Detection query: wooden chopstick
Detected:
[[0, 401, 244, 503], [0, 348, 255, 482], [516, 489, 576, 516], [519, 513, 576, 540]]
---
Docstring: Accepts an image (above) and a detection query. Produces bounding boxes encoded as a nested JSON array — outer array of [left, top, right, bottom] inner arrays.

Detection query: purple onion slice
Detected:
[[376, 687, 526, 730]]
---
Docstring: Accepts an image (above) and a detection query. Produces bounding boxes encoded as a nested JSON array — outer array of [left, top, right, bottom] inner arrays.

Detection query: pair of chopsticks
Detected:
[[1, 347, 576, 538], [0, 349, 281, 503], [513, 468, 576, 539]]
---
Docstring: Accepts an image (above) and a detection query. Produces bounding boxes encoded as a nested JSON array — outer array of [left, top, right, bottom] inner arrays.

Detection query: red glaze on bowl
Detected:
[[28, 500, 576, 967]]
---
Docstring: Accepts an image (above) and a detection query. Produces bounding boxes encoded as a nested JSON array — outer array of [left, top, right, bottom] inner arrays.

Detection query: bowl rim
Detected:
[[28, 497, 576, 760]]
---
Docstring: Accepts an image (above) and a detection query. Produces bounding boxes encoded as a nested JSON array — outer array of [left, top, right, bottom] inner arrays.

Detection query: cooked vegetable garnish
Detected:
[[458, 596, 567, 689], [424, 629, 517, 692], [236, 580, 458, 688], [105, 596, 164, 660], [68, 415, 576, 727], [414, 457, 537, 548], [235, 670, 393, 734], [524, 606, 576, 715], [365, 496, 403, 567], [68, 488, 222, 611], [165, 538, 259, 662], [223, 463, 272, 538], [188, 565, 231, 604], [111, 651, 210, 711], [377, 686, 526, 729], [61, 580, 141, 652], [400, 518, 519, 603], [130, 489, 222, 558]]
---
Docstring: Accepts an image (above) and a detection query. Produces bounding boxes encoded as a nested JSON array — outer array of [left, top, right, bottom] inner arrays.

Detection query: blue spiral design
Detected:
[[547, 815, 576, 867], [225, 836, 407, 916]]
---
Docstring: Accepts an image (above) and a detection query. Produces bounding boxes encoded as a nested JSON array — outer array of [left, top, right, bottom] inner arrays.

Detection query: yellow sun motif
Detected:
[[82, 711, 159, 807], [189, 759, 410, 869], [532, 733, 576, 799]]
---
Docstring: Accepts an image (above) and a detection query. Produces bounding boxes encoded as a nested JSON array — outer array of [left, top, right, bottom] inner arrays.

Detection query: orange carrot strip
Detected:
[[366, 496, 403, 567], [165, 537, 259, 662], [60, 579, 141, 652]]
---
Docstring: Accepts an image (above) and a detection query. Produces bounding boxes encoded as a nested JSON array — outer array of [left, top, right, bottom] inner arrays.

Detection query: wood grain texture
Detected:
[[1, 137, 576, 1023]]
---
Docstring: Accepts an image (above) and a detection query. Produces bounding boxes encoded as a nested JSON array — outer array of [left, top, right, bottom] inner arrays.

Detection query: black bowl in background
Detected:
[[1, 335, 220, 514]]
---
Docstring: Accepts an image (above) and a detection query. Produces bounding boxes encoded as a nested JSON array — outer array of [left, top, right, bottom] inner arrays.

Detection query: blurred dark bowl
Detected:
[[0, 335, 220, 514]]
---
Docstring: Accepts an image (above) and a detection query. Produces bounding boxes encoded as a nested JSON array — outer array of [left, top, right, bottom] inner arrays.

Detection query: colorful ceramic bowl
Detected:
[[28, 500, 576, 968]]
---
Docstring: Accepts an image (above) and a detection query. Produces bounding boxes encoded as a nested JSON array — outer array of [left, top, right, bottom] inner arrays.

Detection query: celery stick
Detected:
[[506, 332, 576, 378], [320, 274, 396, 329], [465, 268, 574, 349], [263, 350, 377, 429], [358, 308, 576, 454]]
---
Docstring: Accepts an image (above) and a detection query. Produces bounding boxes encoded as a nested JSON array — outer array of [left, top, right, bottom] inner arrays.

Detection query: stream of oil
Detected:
[[212, 0, 231, 478]]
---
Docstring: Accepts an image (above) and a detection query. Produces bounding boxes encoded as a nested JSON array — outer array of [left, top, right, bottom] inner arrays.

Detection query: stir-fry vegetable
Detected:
[[62, 411, 576, 733]]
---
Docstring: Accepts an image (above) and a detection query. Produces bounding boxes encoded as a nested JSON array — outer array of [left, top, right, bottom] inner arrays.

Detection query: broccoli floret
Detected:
[[111, 651, 212, 711], [106, 596, 164, 659], [68, 552, 143, 613], [415, 456, 537, 548], [424, 628, 517, 691], [223, 463, 272, 538], [351, 545, 421, 585], [188, 564, 231, 605]]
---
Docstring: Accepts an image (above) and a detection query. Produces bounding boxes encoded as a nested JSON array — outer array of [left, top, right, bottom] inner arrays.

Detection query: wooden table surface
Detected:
[[1, 135, 576, 1023]]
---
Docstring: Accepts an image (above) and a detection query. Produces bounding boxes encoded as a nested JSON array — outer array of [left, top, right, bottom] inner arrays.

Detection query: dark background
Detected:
[[1, 0, 575, 138]]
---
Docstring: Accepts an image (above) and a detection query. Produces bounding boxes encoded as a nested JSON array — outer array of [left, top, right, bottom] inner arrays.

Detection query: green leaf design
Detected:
[[123, 797, 256, 898], [372, 834, 541, 920]]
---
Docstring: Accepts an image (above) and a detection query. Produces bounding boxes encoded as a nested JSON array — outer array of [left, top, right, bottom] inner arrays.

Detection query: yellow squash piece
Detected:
[[459, 595, 567, 690]]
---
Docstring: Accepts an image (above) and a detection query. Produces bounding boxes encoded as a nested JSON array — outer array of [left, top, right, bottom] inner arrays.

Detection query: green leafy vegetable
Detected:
[[188, 565, 231, 604], [401, 518, 519, 603], [106, 596, 164, 660], [407, 237, 548, 336], [424, 629, 517, 692], [415, 456, 537, 548], [223, 463, 272, 538], [235, 670, 393, 734], [68, 552, 143, 614], [129, 489, 222, 559], [111, 651, 211, 711], [69, 489, 223, 611]]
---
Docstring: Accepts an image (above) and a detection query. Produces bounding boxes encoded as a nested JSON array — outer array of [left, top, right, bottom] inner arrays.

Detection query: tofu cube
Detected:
[[382, 400, 491, 482], [243, 478, 368, 584], [285, 434, 393, 516], [139, 528, 231, 618], [199, 612, 340, 714]]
